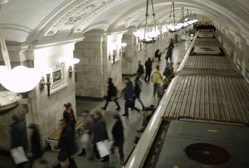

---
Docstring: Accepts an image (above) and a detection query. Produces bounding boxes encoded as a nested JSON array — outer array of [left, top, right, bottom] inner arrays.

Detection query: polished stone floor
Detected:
[[0, 39, 191, 168]]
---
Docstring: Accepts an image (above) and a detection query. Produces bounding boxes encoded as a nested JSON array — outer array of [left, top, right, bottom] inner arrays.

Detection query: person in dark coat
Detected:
[[58, 119, 77, 168], [101, 78, 121, 111], [166, 39, 174, 63], [136, 60, 144, 77], [122, 78, 140, 116], [111, 114, 124, 165], [144, 57, 153, 82], [28, 123, 42, 168], [92, 111, 109, 162], [155, 49, 162, 62], [63, 103, 76, 132], [10, 115, 27, 168]]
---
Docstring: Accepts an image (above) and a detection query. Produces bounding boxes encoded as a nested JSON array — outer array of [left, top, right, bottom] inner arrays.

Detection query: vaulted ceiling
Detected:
[[0, 0, 249, 45]]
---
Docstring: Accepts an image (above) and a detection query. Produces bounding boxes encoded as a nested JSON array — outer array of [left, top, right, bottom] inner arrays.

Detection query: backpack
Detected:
[[163, 67, 169, 76]]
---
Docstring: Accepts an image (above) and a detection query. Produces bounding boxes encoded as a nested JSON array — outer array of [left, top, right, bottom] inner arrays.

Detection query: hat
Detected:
[[113, 114, 120, 119]]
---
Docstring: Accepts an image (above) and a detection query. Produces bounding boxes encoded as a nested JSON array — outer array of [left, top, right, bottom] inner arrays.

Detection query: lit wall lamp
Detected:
[[68, 58, 80, 82], [108, 50, 117, 63], [39, 68, 52, 96], [121, 42, 127, 52]]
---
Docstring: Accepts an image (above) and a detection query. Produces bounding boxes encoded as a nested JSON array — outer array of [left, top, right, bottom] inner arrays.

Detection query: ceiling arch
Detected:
[[0, 0, 249, 44]]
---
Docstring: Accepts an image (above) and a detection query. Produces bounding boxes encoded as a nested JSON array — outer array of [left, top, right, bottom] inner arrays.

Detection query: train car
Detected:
[[125, 30, 249, 168]]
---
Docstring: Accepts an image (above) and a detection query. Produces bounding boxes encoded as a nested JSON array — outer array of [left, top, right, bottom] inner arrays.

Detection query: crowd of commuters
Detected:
[[9, 39, 175, 168]]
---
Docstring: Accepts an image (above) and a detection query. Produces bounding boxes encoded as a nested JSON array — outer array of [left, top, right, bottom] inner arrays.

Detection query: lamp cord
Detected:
[[0, 26, 11, 70], [143, 0, 157, 40], [143, 0, 149, 39]]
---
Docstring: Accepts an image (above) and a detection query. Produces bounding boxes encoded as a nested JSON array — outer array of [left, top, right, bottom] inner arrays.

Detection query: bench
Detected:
[[115, 82, 126, 98], [46, 117, 83, 151]]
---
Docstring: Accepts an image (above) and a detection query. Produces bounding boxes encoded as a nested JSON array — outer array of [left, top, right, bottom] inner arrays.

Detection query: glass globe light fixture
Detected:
[[1, 66, 42, 93]]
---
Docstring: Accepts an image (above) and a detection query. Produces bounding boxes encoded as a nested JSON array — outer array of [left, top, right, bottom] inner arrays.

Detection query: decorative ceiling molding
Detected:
[[44, 0, 95, 36], [44, 0, 125, 36], [73, 0, 125, 33]]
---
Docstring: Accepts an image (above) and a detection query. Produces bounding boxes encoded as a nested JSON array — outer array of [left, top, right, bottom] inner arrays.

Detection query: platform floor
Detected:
[[0, 40, 191, 168]]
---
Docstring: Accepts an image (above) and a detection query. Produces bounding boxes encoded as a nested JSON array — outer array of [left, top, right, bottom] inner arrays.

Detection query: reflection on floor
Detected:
[[0, 40, 191, 168]]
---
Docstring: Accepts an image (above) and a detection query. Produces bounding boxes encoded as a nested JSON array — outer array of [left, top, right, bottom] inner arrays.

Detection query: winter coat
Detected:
[[144, 60, 152, 72], [151, 69, 163, 84], [93, 117, 109, 143], [30, 129, 42, 158], [58, 127, 77, 156], [134, 80, 142, 96], [112, 120, 124, 146], [137, 64, 144, 75], [123, 81, 134, 100], [63, 109, 76, 128], [106, 82, 117, 100], [10, 121, 27, 150]]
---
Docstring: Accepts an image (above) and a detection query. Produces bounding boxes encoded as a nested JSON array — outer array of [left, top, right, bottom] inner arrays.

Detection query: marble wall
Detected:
[[0, 42, 77, 150]]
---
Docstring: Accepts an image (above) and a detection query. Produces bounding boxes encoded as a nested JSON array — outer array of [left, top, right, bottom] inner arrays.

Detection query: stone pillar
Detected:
[[74, 31, 106, 99], [122, 30, 137, 75]]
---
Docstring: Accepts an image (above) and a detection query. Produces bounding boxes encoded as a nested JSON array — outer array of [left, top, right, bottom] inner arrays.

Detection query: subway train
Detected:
[[125, 30, 249, 168]]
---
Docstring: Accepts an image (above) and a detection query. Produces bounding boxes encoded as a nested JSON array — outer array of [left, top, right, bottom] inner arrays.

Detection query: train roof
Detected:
[[162, 75, 249, 125]]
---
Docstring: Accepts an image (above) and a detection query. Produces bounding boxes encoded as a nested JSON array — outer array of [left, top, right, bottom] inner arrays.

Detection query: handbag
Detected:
[[126, 99, 134, 108], [10, 146, 28, 165], [80, 133, 90, 149], [96, 140, 112, 158]]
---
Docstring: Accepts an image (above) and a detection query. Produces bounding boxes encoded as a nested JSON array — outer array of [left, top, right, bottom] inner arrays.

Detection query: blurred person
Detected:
[[137, 105, 156, 133], [28, 123, 46, 168], [163, 63, 170, 80], [133, 76, 145, 110], [10, 115, 28, 168], [92, 111, 109, 162], [136, 60, 144, 77], [155, 49, 162, 62], [111, 114, 125, 165], [101, 78, 121, 111], [78, 110, 94, 159], [122, 78, 140, 116], [57, 119, 78, 168]]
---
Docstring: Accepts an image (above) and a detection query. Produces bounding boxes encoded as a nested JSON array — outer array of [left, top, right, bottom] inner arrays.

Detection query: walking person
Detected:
[[28, 123, 46, 168], [136, 60, 144, 77], [78, 110, 94, 159], [151, 65, 163, 97], [101, 78, 121, 111], [57, 119, 78, 168], [10, 115, 28, 168], [111, 114, 125, 165], [92, 111, 110, 162], [155, 49, 162, 62], [165, 39, 174, 63], [133, 76, 145, 110], [122, 78, 140, 116], [163, 63, 170, 81], [144, 57, 153, 82]]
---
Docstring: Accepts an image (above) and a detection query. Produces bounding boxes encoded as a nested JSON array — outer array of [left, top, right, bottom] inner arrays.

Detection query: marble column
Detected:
[[122, 30, 137, 75], [74, 31, 106, 99]]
